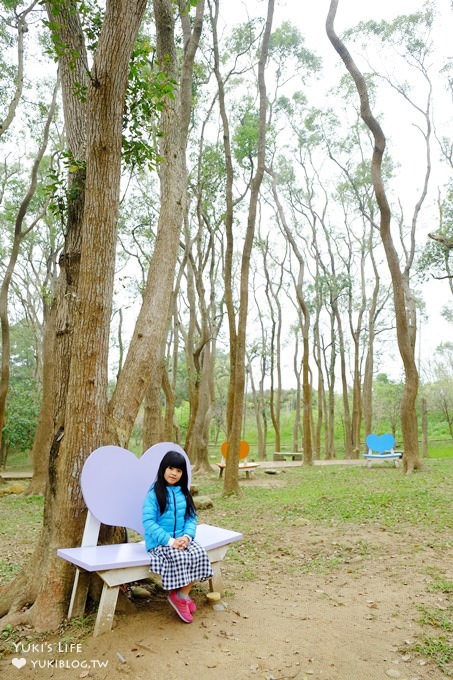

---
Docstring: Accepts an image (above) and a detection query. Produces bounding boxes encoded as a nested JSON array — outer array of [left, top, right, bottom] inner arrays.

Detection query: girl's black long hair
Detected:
[[154, 450, 196, 519]]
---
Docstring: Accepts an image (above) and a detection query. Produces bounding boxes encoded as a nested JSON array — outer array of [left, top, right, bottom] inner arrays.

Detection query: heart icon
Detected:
[[12, 658, 27, 669], [81, 442, 190, 535], [365, 433, 395, 454]]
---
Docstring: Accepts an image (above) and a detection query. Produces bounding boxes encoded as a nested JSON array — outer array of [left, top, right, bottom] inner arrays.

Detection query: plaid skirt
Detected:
[[148, 541, 214, 591]]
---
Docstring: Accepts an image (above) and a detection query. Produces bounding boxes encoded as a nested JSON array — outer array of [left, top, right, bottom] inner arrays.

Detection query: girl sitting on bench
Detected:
[[142, 450, 213, 623]]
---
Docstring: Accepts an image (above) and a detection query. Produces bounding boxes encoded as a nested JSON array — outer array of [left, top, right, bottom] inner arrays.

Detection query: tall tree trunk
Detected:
[[334, 307, 353, 458], [312, 283, 324, 459], [251, 284, 268, 460], [247, 353, 265, 460], [108, 0, 205, 446], [263, 244, 284, 454], [292, 330, 302, 453], [324, 316, 337, 459], [190, 344, 215, 471], [212, 0, 274, 494], [349, 240, 366, 458], [269, 173, 313, 463], [27, 2, 89, 494], [327, 0, 421, 473], [162, 360, 178, 443], [362, 245, 380, 439], [0, 0, 147, 630]]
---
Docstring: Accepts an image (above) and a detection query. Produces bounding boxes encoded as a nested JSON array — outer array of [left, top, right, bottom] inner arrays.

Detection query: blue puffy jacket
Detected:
[[142, 484, 197, 551]]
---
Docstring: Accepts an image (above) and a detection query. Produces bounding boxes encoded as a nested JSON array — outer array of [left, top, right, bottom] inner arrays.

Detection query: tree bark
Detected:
[[0, 0, 147, 630], [26, 2, 90, 495], [108, 0, 205, 446]]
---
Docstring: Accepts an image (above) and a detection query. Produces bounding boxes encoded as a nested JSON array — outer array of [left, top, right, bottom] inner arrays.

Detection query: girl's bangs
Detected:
[[163, 450, 186, 470]]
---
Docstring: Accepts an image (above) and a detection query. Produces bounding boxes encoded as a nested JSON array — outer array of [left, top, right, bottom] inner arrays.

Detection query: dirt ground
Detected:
[[1, 474, 452, 680]]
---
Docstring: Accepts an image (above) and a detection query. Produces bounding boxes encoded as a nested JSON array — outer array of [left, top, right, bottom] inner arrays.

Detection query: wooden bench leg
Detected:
[[209, 562, 224, 595], [93, 583, 120, 637], [68, 568, 91, 619]]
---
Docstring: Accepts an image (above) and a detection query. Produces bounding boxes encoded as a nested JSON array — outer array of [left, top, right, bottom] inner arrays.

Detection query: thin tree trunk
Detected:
[[247, 353, 265, 460], [25, 303, 55, 495], [0, 82, 58, 458], [269, 173, 313, 463], [292, 331, 302, 453], [0, 2, 38, 138], [216, 0, 274, 494], [421, 396, 428, 458]]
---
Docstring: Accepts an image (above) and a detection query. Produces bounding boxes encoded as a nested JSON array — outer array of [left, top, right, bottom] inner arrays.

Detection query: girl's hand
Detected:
[[173, 537, 189, 550]]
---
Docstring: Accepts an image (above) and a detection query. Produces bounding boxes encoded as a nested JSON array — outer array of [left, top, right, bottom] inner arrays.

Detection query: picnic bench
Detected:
[[273, 452, 303, 461], [217, 439, 259, 478], [57, 443, 243, 637], [363, 433, 403, 467]]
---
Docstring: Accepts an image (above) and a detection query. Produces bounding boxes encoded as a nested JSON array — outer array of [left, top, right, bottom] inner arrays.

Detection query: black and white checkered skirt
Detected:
[[148, 541, 214, 591]]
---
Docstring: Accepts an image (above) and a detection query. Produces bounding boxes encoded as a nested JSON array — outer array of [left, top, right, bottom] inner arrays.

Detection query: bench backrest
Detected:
[[220, 439, 250, 461], [365, 433, 395, 454], [80, 442, 190, 540]]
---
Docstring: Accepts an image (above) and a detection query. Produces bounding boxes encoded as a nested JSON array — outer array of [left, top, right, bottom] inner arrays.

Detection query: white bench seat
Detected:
[[217, 461, 259, 478], [363, 452, 403, 467], [58, 523, 241, 572]]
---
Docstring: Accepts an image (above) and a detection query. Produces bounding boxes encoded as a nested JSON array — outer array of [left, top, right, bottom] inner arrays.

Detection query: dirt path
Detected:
[[2, 518, 451, 680]]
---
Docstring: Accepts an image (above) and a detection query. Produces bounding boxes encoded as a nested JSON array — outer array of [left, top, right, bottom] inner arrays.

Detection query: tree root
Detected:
[[24, 478, 46, 496], [0, 607, 32, 631], [0, 587, 65, 633], [192, 461, 215, 474], [0, 570, 31, 618]]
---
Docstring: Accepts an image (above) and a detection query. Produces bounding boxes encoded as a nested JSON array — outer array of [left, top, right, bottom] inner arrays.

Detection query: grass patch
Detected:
[[0, 495, 43, 585], [412, 637, 453, 676], [426, 439, 453, 458], [406, 571, 453, 676], [418, 604, 453, 632], [427, 572, 453, 594], [197, 459, 453, 533], [0, 494, 43, 537]]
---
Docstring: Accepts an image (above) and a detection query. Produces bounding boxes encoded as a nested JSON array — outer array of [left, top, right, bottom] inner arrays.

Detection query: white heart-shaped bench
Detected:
[[57, 442, 243, 637]]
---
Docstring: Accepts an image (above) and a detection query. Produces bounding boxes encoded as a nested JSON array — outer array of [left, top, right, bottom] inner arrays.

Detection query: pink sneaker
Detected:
[[188, 597, 197, 613], [167, 591, 193, 623]]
